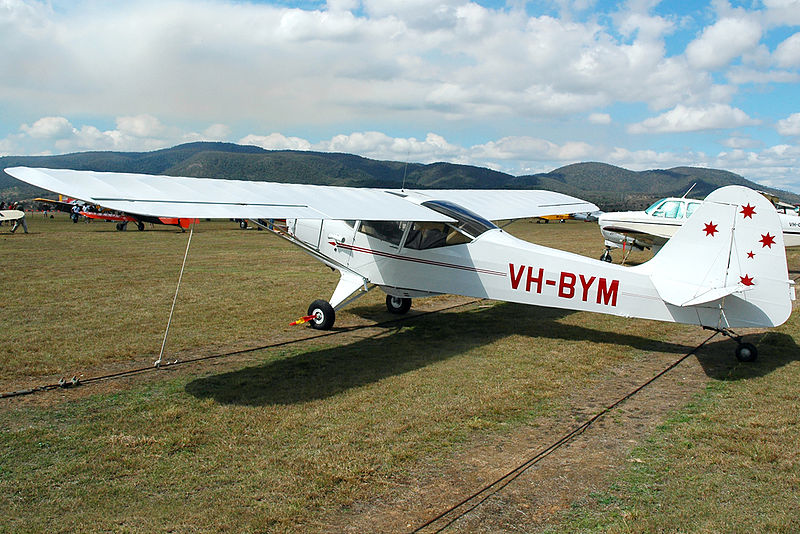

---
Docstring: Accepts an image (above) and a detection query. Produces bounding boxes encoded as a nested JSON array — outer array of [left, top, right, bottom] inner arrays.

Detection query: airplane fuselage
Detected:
[[288, 217, 780, 329]]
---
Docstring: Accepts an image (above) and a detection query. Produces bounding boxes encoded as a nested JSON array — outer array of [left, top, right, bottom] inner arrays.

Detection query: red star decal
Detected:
[[746, 251, 755, 259], [759, 233, 776, 248], [740, 204, 756, 219], [740, 274, 755, 286], [703, 222, 718, 236]]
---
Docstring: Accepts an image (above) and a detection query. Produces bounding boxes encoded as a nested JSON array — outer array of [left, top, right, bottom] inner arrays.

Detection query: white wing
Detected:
[[5, 167, 452, 222], [399, 189, 598, 221], [5, 167, 597, 222]]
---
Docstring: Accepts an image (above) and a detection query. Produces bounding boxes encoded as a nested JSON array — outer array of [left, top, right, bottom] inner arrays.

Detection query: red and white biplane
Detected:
[[6, 166, 795, 362]]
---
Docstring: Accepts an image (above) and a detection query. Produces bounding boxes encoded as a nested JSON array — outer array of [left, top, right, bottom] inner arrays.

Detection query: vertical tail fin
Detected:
[[636, 185, 794, 328]]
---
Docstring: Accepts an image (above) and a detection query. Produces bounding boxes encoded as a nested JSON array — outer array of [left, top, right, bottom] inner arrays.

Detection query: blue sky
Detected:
[[2, 0, 799, 193]]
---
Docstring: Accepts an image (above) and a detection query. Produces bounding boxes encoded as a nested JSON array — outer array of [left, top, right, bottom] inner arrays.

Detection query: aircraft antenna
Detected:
[[682, 183, 696, 198], [401, 147, 412, 192]]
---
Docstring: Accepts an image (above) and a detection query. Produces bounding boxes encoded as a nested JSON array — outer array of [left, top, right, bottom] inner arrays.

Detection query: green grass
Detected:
[[549, 323, 800, 533], [1, 213, 798, 532]]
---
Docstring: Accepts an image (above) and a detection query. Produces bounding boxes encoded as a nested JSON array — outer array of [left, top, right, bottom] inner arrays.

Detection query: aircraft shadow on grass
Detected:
[[693, 331, 800, 382], [183, 301, 750, 407]]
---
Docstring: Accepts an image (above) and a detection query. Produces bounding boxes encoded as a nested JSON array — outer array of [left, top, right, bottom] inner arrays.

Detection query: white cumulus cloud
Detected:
[[628, 104, 760, 134], [588, 112, 612, 124], [239, 133, 312, 151], [776, 112, 800, 136], [774, 32, 800, 68], [685, 16, 762, 70]]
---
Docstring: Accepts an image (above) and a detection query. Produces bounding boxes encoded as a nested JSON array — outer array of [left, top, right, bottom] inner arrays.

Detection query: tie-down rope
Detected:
[[154, 223, 195, 367]]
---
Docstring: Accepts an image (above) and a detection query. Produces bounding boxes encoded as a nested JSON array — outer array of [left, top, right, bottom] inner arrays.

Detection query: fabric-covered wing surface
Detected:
[[400, 189, 598, 221], [5, 167, 598, 223], [5, 167, 453, 222]]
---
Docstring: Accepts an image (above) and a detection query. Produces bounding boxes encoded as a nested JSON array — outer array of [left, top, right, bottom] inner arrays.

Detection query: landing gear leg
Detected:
[[600, 247, 613, 263], [706, 327, 758, 362]]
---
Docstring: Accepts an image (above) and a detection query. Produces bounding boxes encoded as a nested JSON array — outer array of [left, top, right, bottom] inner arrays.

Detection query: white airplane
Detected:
[[5, 166, 796, 362], [598, 194, 800, 262]]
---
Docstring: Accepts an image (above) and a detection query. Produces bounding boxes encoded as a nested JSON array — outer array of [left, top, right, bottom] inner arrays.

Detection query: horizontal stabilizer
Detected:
[[677, 283, 750, 307]]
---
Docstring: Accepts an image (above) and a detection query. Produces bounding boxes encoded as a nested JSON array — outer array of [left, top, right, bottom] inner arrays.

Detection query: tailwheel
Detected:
[[307, 299, 335, 330], [735, 342, 758, 363], [386, 295, 412, 314]]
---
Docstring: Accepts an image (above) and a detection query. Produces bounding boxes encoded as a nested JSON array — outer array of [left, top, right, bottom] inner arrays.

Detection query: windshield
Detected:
[[644, 199, 667, 215], [420, 200, 497, 238]]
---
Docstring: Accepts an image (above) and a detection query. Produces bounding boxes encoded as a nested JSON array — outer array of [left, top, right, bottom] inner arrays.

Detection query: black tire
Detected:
[[115, 222, 125, 231], [735, 342, 758, 362], [239, 219, 248, 229], [137, 221, 145, 231], [386, 295, 412, 314], [307, 299, 335, 330], [600, 250, 612, 263]]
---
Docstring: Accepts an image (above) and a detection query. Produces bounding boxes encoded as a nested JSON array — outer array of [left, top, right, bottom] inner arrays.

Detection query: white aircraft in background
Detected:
[[0, 208, 25, 224], [598, 193, 800, 263], [5, 166, 796, 362]]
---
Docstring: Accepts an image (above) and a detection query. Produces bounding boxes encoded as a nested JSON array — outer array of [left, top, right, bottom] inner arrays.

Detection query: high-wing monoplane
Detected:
[[598, 194, 800, 262], [5, 166, 796, 362], [36, 195, 195, 230], [78, 210, 197, 231]]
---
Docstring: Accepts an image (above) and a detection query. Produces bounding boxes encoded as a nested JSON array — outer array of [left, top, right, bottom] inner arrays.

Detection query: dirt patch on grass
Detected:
[[325, 329, 744, 533]]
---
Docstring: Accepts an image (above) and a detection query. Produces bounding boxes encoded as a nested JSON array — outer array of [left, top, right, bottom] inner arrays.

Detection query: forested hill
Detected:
[[2, 142, 797, 210]]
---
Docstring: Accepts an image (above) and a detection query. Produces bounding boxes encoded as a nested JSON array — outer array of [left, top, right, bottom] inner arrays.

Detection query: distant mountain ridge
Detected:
[[2, 141, 797, 210]]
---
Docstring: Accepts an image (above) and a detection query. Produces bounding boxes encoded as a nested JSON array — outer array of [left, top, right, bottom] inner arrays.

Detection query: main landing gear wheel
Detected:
[[115, 222, 126, 231], [600, 249, 613, 263], [735, 342, 758, 362], [137, 221, 145, 231], [239, 219, 248, 229], [386, 295, 412, 314], [307, 299, 335, 330]]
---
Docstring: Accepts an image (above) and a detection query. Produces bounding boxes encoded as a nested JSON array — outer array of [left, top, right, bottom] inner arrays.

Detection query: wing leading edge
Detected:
[[5, 167, 597, 222]]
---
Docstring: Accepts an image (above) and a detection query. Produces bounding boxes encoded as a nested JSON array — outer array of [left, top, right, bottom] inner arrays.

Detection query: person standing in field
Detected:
[[10, 202, 28, 234]]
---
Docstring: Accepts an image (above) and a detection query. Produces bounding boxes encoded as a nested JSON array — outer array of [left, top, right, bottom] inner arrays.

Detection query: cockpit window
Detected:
[[685, 202, 700, 218], [421, 200, 497, 237], [644, 199, 667, 215], [357, 200, 497, 251], [403, 200, 496, 250], [358, 220, 407, 246], [650, 200, 683, 218], [403, 222, 472, 249]]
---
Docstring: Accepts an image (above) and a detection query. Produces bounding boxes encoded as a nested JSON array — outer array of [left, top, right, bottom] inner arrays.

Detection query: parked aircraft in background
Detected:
[[79, 211, 197, 231], [0, 209, 25, 224], [5, 167, 796, 362], [598, 193, 800, 262], [35, 195, 86, 213], [36, 194, 196, 230]]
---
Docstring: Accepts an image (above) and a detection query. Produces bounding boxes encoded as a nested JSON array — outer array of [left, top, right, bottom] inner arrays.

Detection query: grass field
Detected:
[[1, 213, 798, 533]]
